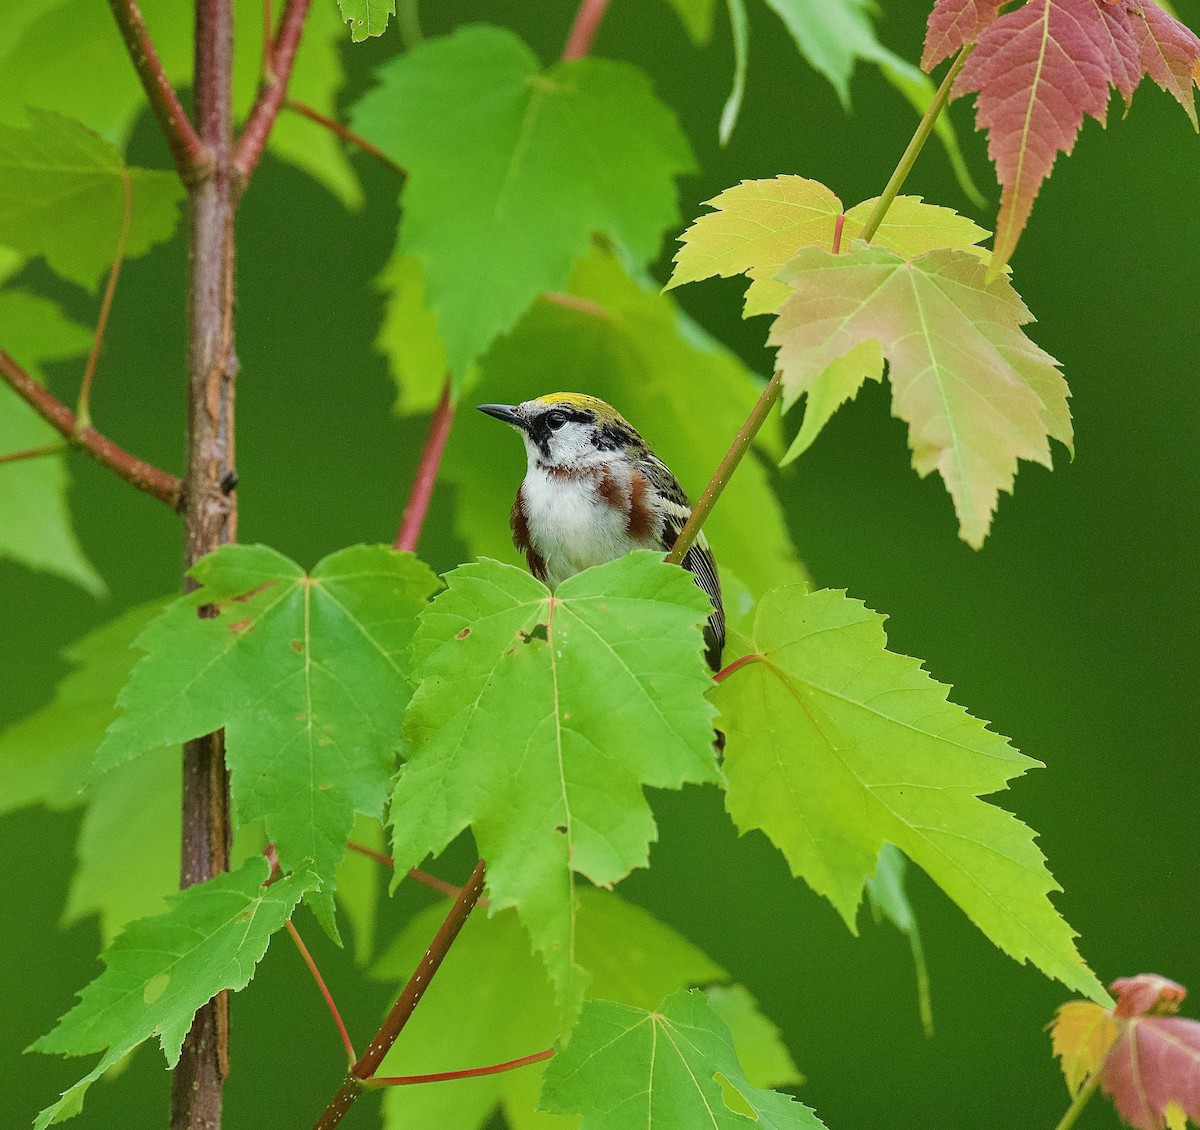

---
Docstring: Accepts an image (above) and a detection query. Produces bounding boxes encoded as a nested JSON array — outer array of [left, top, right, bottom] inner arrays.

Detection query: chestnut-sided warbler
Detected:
[[478, 393, 724, 671]]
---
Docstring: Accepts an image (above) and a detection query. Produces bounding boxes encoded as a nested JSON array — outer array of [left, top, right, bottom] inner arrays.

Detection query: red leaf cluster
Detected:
[[1052, 974, 1200, 1130], [923, 0, 1200, 273]]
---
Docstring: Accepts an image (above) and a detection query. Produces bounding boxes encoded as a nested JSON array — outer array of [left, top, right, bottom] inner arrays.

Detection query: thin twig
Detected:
[[364, 1049, 555, 1087], [284, 99, 406, 177], [1053, 1074, 1102, 1130], [0, 443, 67, 466], [344, 844, 488, 907], [857, 46, 973, 244], [105, 0, 210, 183], [666, 373, 782, 566], [395, 379, 455, 554], [286, 920, 357, 1067], [261, 0, 277, 81], [562, 0, 610, 61], [78, 171, 134, 430], [0, 350, 183, 507], [311, 861, 488, 1130], [234, 0, 314, 184]]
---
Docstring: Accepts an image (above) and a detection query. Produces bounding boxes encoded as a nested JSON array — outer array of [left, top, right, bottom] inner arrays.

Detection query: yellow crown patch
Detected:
[[532, 392, 626, 423]]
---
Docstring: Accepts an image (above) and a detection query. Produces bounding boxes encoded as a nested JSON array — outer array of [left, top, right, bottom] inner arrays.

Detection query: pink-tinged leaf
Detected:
[[922, 0, 1006, 70], [1102, 1015, 1200, 1129], [1129, 0, 1200, 128], [955, 0, 1134, 276], [770, 246, 1067, 547], [1052, 1001, 1120, 1095], [1113, 974, 1188, 1019]]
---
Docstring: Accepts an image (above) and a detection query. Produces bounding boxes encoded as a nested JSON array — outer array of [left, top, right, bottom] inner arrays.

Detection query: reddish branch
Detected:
[[105, 0, 210, 182], [562, 0, 611, 60], [394, 380, 455, 553], [234, 0, 314, 184], [344, 841, 487, 903], [0, 350, 183, 507], [311, 861, 488, 1130]]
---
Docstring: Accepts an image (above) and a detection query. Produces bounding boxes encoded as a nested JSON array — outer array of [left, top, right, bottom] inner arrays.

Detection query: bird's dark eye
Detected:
[[546, 410, 568, 431]]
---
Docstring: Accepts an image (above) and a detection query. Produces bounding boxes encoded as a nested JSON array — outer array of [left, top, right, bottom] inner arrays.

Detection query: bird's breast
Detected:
[[519, 464, 660, 586]]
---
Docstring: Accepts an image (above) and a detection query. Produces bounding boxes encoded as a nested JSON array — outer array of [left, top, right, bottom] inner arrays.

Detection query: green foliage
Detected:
[[392, 553, 719, 1010], [374, 888, 794, 1129], [715, 585, 1105, 1001], [0, 110, 181, 289], [0, 291, 101, 594], [93, 544, 440, 938], [541, 988, 825, 1128], [350, 25, 694, 374], [31, 856, 315, 1129]]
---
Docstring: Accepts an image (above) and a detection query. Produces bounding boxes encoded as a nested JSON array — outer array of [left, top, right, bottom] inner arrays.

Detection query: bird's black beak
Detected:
[[477, 403, 523, 428]]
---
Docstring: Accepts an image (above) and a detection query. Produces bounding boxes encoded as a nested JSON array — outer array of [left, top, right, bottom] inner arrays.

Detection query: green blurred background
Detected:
[[2, 1, 1197, 1127]]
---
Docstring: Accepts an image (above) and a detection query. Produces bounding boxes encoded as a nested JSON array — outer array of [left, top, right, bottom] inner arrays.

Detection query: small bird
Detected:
[[478, 393, 724, 671]]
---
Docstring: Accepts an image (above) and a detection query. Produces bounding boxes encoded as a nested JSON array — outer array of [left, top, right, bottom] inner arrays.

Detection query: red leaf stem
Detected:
[[286, 920, 357, 1066], [562, 0, 611, 60], [284, 99, 406, 177], [365, 1049, 555, 1087], [0, 443, 66, 466], [394, 378, 455, 554], [713, 653, 762, 684]]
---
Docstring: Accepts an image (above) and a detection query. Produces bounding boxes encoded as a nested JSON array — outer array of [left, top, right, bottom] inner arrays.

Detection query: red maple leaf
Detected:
[[922, 0, 1200, 274], [1053, 974, 1200, 1130]]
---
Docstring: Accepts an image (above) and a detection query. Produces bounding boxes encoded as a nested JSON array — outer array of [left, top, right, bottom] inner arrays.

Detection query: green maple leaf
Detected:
[[93, 544, 440, 937], [0, 109, 182, 289], [338, 0, 395, 42], [668, 176, 990, 317], [349, 25, 694, 375], [0, 289, 103, 594], [30, 857, 315, 1129], [0, 0, 359, 209], [770, 245, 1072, 548], [540, 988, 825, 1128], [716, 585, 1106, 1002], [375, 889, 794, 1130], [443, 247, 808, 604], [391, 554, 719, 1011]]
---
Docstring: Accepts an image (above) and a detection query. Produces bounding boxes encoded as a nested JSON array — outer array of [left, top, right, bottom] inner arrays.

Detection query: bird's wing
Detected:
[[638, 456, 725, 669]]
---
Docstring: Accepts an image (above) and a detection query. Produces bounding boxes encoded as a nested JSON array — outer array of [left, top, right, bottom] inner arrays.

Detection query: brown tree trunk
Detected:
[[172, 1, 238, 1126]]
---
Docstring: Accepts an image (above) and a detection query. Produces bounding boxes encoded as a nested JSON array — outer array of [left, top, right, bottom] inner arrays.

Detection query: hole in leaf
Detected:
[[715, 1073, 757, 1119], [519, 623, 549, 645], [555, 824, 567, 835]]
